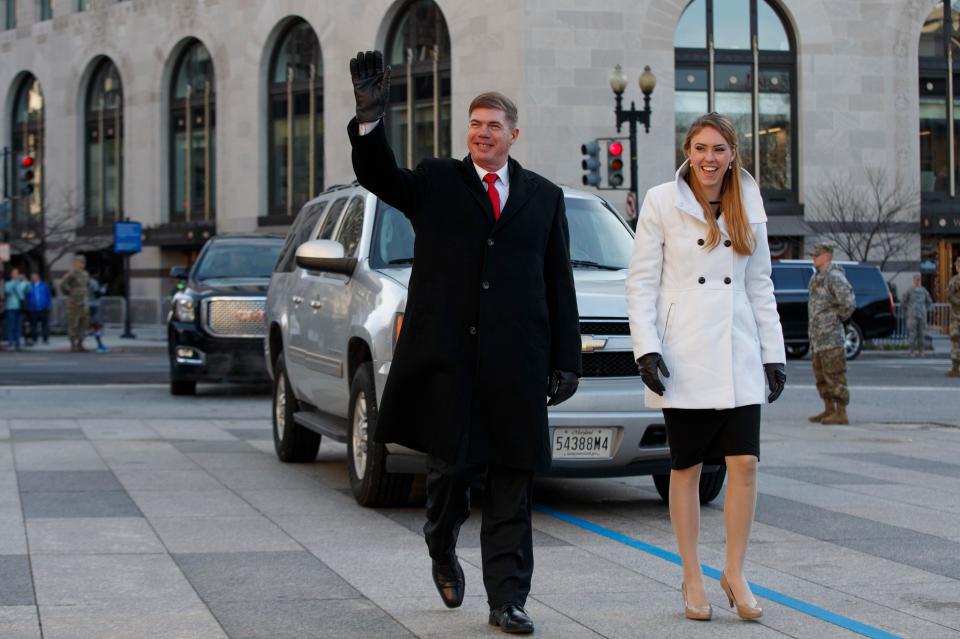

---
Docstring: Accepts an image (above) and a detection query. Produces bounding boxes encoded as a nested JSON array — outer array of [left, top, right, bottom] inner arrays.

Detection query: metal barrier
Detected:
[[49, 296, 171, 328], [870, 303, 951, 346]]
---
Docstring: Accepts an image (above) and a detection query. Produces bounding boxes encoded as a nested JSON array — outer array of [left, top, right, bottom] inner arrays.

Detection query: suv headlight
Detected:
[[173, 294, 196, 322]]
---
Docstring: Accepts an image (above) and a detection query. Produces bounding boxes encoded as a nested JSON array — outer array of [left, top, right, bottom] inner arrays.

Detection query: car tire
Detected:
[[169, 378, 196, 396], [347, 362, 413, 507], [653, 466, 727, 505], [785, 343, 809, 359], [272, 353, 321, 463], [844, 321, 863, 360]]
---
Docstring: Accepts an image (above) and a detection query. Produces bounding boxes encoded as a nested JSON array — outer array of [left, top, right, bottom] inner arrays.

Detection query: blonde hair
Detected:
[[683, 113, 755, 256]]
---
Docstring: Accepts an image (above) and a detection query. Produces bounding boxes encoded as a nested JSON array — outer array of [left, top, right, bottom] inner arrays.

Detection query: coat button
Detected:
[[487, 238, 494, 246], [481, 281, 490, 290], [724, 240, 732, 247], [697, 239, 705, 246], [724, 277, 732, 284], [469, 326, 477, 335], [698, 277, 706, 284]]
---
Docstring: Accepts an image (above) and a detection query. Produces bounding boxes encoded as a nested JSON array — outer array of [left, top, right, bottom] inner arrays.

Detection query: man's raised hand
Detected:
[[349, 50, 391, 123]]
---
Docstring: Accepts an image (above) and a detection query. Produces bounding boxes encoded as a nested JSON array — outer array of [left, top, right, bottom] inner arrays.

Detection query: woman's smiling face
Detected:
[[685, 125, 736, 193]]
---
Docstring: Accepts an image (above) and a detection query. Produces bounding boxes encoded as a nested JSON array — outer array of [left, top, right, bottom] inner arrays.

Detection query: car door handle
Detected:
[[310, 300, 322, 309], [292, 296, 303, 305]]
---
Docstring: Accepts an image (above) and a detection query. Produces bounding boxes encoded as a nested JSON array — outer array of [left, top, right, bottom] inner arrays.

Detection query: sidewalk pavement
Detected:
[[4, 324, 167, 353]]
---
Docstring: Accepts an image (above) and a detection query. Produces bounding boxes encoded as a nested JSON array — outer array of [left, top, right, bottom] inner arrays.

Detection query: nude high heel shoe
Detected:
[[681, 582, 712, 621], [720, 572, 763, 620]]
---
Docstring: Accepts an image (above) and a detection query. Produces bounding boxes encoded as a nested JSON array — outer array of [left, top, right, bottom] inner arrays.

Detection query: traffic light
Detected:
[[607, 141, 624, 188], [581, 141, 601, 187], [19, 154, 35, 196]]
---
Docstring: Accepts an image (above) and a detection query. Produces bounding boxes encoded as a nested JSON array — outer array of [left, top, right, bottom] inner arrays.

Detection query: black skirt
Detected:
[[662, 404, 761, 470]]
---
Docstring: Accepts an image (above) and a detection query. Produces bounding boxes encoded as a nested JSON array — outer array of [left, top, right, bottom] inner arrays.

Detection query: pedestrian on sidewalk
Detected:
[[807, 244, 855, 425], [4, 268, 30, 351], [87, 274, 109, 352], [947, 256, 960, 377], [903, 274, 933, 357], [626, 112, 786, 623], [26, 271, 52, 346], [349, 52, 581, 635], [60, 255, 90, 352]]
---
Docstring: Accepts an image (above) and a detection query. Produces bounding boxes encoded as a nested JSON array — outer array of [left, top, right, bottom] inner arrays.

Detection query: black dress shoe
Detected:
[[488, 604, 534, 634], [431, 556, 464, 608]]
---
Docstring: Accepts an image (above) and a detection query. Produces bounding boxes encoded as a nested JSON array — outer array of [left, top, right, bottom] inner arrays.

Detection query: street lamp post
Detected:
[[609, 64, 656, 225]]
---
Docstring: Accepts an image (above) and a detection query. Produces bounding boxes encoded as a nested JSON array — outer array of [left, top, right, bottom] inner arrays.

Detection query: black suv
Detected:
[[167, 234, 284, 395], [772, 260, 896, 360]]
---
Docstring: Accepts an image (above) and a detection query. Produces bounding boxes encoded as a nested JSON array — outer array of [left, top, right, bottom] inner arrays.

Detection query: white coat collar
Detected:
[[674, 160, 767, 229]]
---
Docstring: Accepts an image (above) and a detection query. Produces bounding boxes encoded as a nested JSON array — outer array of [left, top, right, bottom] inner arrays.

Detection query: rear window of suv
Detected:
[[772, 266, 812, 290], [842, 265, 886, 291]]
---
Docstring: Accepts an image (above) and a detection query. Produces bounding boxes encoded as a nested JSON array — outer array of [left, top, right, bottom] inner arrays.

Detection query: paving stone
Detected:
[[146, 421, 236, 441], [0, 556, 35, 605], [224, 428, 272, 441], [238, 489, 347, 517], [76, 419, 159, 441], [26, 517, 165, 554], [832, 452, 960, 479], [0, 517, 28, 555], [112, 468, 224, 492], [204, 467, 323, 491], [38, 601, 227, 639], [383, 507, 571, 548], [149, 516, 302, 553], [93, 441, 200, 471], [187, 452, 286, 470], [21, 491, 142, 518], [759, 466, 893, 485], [205, 599, 414, 639], [17, 470, 123, 493], [170, 440, 258, 454], [13, 441, 107, 471], [32, 554, 200, 606], [0, 606, 41, 639], [9, 429, 85, 442], [129, 489, 259, 518], [175, 551, 359, 602]]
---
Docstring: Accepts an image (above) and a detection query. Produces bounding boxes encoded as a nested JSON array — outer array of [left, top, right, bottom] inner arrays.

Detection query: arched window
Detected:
[[268, 20, 323, 218], [170, 40, 215, 223], [918, 3, 959, 195], [85, 59, 123, 227], [674, 0, 796, 197], [384, 0, 451, 168], [11, 75, 43, 224]]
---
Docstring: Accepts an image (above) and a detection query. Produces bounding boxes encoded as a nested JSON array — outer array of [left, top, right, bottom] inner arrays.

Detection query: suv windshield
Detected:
[[372, 196, 633, 270], [193, 241, 283, 280]]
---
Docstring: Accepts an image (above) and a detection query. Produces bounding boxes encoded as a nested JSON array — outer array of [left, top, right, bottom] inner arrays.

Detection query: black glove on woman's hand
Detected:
[[764, 362, 786, 403], [547, 370, 579, 406], [637, 353, 670, 396], [349, 50, 392, 123]]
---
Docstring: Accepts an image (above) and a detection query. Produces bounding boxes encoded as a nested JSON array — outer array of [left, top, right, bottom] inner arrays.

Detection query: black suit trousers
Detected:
[[423, 454, 534, 609]]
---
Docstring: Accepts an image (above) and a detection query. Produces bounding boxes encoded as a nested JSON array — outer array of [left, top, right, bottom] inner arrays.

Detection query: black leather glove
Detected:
[[547, 370, 579, 406], [764, 362, 786, 403], [637, 353, 669, 396], [349, 50, 391, 123]]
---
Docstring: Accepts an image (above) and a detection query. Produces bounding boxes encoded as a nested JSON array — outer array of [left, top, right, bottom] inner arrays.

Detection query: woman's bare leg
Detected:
[[670, 463, 706, 606], [723, 454, 759, 604]]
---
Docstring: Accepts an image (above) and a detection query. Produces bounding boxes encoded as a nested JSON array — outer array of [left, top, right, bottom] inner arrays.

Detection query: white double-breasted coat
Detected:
[[625, 161, 786, 409]]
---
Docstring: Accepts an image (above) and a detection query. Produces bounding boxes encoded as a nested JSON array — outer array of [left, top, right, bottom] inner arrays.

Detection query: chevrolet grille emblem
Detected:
[[581, 335, 607, 353]]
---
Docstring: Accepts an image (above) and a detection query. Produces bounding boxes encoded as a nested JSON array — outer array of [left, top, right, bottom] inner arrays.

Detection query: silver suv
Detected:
[[265, 183, 726, 506]]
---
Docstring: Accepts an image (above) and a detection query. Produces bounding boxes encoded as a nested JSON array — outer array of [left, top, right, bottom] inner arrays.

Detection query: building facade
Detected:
[[0, 0, 955, 300]]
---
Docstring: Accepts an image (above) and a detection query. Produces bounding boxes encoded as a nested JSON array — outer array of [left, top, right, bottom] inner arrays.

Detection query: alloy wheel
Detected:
[[352, 391, 369, 480], [275, 371, 287, 441]]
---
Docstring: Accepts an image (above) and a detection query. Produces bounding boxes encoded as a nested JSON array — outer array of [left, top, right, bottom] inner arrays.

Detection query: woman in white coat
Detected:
[[626, 113, 786, 622]]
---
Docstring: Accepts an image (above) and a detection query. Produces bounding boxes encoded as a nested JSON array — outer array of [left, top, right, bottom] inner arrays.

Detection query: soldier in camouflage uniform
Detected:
[[947, 256, 960, 377], [60, 255, 90, 352], [902, 274, 933, 357], [806, 244, 856, 425]]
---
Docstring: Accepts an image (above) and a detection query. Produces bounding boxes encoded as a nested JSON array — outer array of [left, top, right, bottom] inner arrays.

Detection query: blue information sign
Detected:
[[113, 221, 142, 254]]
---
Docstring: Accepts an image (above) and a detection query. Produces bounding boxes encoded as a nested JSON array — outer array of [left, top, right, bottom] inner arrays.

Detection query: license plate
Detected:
[[552, 428, 614, 460]]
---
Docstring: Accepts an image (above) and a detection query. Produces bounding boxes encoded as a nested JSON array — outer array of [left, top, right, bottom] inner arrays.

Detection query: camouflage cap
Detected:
[[809, 243, 834, 257]]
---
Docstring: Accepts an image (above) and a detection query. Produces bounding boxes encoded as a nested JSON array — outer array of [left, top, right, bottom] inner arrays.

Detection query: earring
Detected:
[[727, 165, 732, 170]]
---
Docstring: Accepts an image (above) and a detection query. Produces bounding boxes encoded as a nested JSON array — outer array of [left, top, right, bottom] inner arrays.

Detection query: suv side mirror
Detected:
[[296, 240, 358, 276], [170, 266, 188, 279]]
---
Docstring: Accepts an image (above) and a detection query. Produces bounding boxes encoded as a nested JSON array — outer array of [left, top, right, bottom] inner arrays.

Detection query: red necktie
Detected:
[[483, 173, 501, 221]]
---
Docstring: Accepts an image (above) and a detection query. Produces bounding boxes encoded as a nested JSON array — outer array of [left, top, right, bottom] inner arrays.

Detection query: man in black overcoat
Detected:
[[348, 51, 581, 634]]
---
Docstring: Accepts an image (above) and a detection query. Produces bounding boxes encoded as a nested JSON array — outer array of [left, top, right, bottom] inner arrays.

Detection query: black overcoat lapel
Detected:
[[458, 156, 496, 225], [493, 158, 536, 233]]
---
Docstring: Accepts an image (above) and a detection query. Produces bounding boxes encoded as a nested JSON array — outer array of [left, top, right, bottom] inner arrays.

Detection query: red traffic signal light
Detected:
[[608, 142, 623, 156], [21, 155, 34, 168]]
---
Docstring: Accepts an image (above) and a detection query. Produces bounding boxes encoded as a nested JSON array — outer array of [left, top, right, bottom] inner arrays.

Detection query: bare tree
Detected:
[[804, 166, 918, 278], [9, 187, 109, 279]]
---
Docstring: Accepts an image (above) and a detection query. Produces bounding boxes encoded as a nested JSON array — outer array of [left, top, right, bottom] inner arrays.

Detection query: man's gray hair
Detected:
[[469, 92, 518, 128]]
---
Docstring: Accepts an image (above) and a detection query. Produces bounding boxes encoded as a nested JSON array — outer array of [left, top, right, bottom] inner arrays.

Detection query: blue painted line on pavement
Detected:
[[533, 504, 904, 639]]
